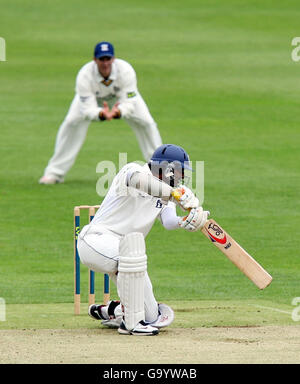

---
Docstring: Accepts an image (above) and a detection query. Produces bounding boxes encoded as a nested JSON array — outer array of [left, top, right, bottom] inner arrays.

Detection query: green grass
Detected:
[[0, 300, 296, 330], [0, 0, 300, 327]]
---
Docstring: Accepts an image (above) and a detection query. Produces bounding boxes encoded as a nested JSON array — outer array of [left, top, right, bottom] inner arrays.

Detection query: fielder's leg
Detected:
[[117, 232, 159, 336], [40, 95, 90, 182], [124, 95, 162, 162]]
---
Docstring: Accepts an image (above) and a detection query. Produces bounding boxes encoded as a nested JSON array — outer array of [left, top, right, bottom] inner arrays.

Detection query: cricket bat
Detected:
[[201, 219, 272, 289], [171, 189, 272, 289]]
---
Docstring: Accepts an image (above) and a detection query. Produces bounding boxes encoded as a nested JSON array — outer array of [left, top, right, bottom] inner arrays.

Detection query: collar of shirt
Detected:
[[93, 60, 117, 83]]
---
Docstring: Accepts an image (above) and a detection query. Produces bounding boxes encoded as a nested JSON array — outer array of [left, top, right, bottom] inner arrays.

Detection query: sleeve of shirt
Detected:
[[117, 65, 138, 118], [159, 202, 180, 230], [75, 71, 102, 121], [115, 162, 145, 196]]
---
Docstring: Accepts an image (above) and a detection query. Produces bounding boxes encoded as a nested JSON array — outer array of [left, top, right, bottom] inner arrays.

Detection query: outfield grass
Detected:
[[0, 0, 300, 328]]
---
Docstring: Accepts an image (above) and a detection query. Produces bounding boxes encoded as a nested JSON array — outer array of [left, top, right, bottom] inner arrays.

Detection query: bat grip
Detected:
[[171, 188, 184, 201], [171, 189, 193, 218]]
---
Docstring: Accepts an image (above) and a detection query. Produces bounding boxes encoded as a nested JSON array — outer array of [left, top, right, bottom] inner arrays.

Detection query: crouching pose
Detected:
[[77, 144, 209, 335]]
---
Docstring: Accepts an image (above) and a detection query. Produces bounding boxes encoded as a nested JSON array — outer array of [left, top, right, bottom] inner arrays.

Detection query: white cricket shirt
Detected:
[[75, 59, 138, 120], [92, 163, 177, 237]]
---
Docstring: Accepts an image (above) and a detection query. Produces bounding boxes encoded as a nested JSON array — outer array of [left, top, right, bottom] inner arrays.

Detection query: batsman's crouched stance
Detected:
[[77, 144, 209, 336]]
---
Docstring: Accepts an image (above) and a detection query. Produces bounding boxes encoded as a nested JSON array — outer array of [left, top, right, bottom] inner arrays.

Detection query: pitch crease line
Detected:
[[252, 304, 291, 316]]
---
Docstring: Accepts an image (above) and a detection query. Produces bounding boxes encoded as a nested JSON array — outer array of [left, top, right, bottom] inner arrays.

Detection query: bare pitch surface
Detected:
[[1, 326, 299, 364]]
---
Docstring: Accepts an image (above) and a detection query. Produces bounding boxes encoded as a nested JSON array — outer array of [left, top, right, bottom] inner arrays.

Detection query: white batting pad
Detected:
[[117, 232, 147, 330]]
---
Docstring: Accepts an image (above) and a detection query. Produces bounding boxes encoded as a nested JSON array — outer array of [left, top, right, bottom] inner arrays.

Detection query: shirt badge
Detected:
[[127, 91, 136, 98], [101, 79, 113, 87]]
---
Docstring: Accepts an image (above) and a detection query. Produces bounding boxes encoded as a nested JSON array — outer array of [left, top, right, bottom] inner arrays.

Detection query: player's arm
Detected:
[[159, 202, 209, 232], [128, 170, 209, 231], [128, 171, 201, 210], [111, 66, 138, 119], [159, 203, 180, 230], [128, 171, 173, 203], [76, 72, 105, 121]]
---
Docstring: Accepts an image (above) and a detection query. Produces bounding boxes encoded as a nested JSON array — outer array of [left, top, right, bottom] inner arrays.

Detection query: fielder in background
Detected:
[[77, 144, 209, 336], [39, 41, 162, 184]]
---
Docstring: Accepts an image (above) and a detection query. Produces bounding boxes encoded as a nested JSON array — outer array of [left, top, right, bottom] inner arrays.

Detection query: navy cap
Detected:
[[94, 42, 114, 58]]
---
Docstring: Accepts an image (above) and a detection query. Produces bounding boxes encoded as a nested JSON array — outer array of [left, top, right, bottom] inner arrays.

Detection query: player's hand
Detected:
[[179, 207, 210, 232], [100, 101, 113, 121], [111, 102, 121, 119], [172, 185, 199, 210]]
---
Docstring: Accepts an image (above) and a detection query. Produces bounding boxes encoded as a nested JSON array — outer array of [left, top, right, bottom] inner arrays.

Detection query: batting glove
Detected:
[[179, 207, 210, 232], [172, 185, 199, 210]]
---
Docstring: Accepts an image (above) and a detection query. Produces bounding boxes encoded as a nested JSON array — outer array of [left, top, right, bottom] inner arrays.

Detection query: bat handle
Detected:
[[171, 188, 185, 201], [171, 189, 193, 215]]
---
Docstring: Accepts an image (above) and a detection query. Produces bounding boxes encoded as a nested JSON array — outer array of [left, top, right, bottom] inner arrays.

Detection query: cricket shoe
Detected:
[[149, 303, 175, 329], [39, 175, 64, 184], [118, 320, 159, 336], [89, 301, 122, 328]]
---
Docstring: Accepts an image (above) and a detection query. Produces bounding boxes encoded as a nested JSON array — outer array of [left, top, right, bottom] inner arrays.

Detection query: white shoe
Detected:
[[101, 318, 122, 328], [39, 175, 63, 184], [149, 303, 175, 329], [118, 320, 159, 336]]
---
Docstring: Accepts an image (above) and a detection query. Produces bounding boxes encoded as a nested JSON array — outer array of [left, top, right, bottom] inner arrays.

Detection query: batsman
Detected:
[[77, 144, 209, 336]]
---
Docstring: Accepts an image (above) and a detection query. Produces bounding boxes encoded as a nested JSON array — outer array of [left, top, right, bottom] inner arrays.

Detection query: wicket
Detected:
[[74, 205, 110, 315]]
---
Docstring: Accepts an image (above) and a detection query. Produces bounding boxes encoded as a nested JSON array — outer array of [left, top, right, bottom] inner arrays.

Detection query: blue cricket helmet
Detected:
[[150, 144, 193, 170]]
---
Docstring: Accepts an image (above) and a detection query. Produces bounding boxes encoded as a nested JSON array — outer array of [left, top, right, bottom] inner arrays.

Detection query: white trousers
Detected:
[[77, 226, 159, 323], [43, 94, 162, 178]]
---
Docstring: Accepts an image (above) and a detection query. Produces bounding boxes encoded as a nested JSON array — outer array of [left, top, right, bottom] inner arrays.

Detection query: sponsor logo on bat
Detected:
[[205, 222, 227, 244]]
